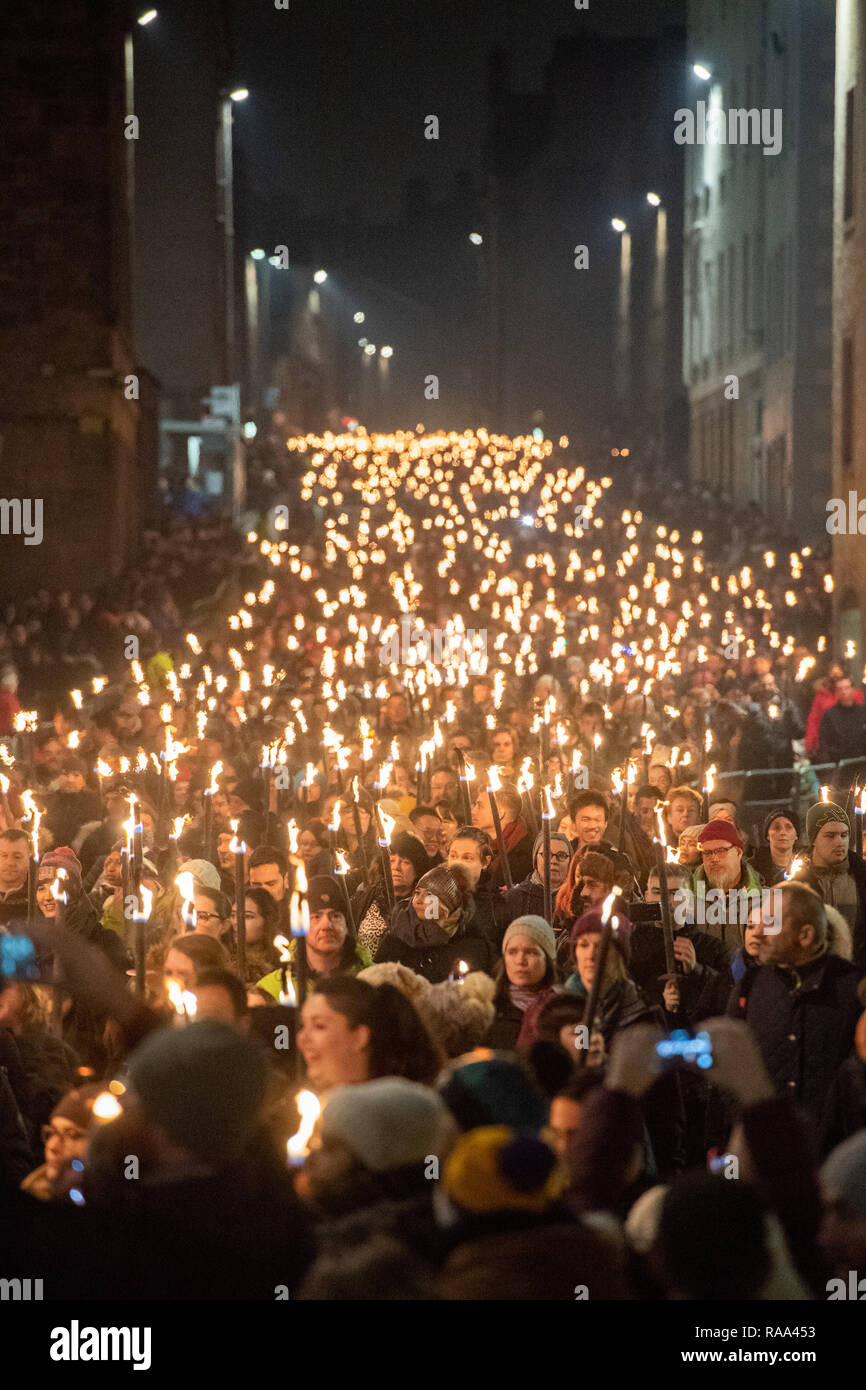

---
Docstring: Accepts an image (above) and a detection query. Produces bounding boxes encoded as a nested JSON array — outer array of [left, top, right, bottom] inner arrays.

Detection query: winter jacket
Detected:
[[44, 789, 103, 851], [562, 975, 685, 1179], [500, 875, 545, 926], [437, 1208, 629, 1300], [684, 860, 765, 948], [256, 939, 374, 1001], [808, 850, 866, 967], [375, 912, 495, 984], [728, 951, 863, 1126], [819, 1053, 866, 1157], [817, 703, 866, 766], [484, 985, 557, 1051], [748, 844, 797, 887], [13, 1029, 80, 1133], [0, 880, 30, 928], [628, 921, 732, 1021], [471, 869, 509, 947], [806, 685, 863, 756]]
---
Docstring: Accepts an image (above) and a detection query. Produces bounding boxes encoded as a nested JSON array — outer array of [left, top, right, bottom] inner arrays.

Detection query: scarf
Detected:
[[491, 816, 528, 873], [508, 983, 540, 1013]]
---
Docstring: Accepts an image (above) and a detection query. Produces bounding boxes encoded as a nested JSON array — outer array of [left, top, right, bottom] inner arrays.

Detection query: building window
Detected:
[[842, 336, 855, 470], [844, 87, 856, 222]]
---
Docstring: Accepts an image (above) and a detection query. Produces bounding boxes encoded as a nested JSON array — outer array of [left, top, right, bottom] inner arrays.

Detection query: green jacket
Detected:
[[257, 939, 374, 1001]]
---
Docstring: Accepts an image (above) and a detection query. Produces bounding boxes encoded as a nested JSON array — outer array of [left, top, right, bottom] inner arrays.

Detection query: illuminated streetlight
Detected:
[[250, 248, 265, 260], [358, 337, 368, 347], [313, 269, 328, 284], [267, 255, 282, 266], [353, 311, 365, 324], [229, 87, 249, 102], [646, 192, 661, 207], [380, 345, 393, 358], [137, 8, 157, 24], [693, 63, 711, 81], [469, 232, 483, 245], [363, 344, 376, 356], [611, 218, 627, 233]]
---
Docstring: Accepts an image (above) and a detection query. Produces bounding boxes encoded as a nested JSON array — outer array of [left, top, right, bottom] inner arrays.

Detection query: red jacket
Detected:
[[0, 689, 20, 737], [805, 685, 863, 755]]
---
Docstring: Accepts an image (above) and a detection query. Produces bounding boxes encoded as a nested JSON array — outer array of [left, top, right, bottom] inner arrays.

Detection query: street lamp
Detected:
[[313, 269, 328, 284], [646, 192, 661, 207], [380, 346, 393, 358], [611, 218, 627, 233], [469, 232, 483, 245], [692, 63, 711, 81], [137, 8, 157, 24], [353, 311, 365, 324], [250, 248, 265, 260], [363, 344, 376, 356], [229, 87, 249, 102]]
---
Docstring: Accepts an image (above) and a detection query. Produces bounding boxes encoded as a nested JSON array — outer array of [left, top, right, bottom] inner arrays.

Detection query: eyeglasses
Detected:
[[541, 852, 571, 863], [194, 910, 222, 923], [42, 1124, 85, 1146], [701, 847, 735, 860]]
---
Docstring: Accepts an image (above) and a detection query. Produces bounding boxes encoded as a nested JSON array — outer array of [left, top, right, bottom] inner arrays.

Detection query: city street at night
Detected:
[[0, 0, 865, 1356]]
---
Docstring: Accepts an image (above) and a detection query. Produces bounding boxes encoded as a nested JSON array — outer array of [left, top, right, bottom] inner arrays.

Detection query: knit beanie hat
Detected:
[[306, 874, 351, 924], [571, 907, 634, 963], [50, 1083, 105, 1132], [697, 818, 744, 851], [762, 806, 801, 840], [320, 1078, 447, 1173], [389, 831, 429, 882], [531, 830, 573, 863], [438, 1057, 548, 1132], [37, 847, 82, 888], [805, 801, 850, 846], [177, 858, 221, 890], [443, 1126, 567, 1213], [502, 915, 557, 965], [414, 863, 471, 918], [128, 1020, 266, 1163]]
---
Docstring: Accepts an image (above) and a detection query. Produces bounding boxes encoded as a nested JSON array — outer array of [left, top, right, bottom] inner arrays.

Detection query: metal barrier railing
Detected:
[[683, 759, 866, 844]]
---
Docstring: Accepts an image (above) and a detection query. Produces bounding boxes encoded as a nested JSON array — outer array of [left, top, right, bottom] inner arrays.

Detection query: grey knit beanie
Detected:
[[502, 914, 557, 965], [321, 1078, 447, 1173], [805, 801, 850, 846]]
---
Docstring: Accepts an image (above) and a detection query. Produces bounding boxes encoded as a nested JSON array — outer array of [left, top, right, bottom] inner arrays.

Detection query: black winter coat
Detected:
[[500, 875, 545, 925], [629, 922, 732, 1021], [728, 952, 863, 1126], [375, 901, 496, 983]]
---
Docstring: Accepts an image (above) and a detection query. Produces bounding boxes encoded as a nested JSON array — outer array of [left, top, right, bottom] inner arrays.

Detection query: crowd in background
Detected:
[[3, 442, 866, 1302]]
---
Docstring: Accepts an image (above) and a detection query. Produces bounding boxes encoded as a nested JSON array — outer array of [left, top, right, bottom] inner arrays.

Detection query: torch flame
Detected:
[[377, 805, 395, 845], [287, 1090, 321, 1164], [600, 886, 622, 925]]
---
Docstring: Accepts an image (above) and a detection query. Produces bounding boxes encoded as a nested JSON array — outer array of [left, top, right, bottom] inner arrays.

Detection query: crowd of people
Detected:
[[3, 431, 866, 1302]]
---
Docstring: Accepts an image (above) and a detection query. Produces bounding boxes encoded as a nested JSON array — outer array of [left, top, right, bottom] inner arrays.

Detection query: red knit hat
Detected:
[[571, 907, 634, 963], [697, 818, 743, 851], [36, 846, 83, 887]]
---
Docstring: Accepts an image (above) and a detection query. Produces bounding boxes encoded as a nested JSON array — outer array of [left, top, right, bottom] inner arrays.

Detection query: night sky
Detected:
[[134, 0, 685, 413]]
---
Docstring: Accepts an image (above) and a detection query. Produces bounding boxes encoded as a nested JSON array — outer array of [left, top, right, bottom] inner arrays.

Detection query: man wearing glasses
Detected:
[[688, 818, 764, 946]]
